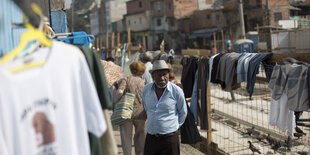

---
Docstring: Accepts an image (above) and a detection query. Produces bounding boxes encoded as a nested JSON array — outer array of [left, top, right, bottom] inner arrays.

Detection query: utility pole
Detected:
[[239, 0, 246, 39], [266, 0, 270, 25], [71, 0, 74, 31]]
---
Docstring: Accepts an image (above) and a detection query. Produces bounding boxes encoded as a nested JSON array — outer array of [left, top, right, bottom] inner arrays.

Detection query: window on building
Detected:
[[157, 19, 161, 26], [170, 19, 175, 27], [216, 14, 220, 21], [128, 20, 130, 26], [256, 0, 261, 6], [168, 3, 171, 10], [155, 1, 161, 12], [139, 1, 142, 8], [206, 14, 210, 20], [139, 17, 142, 24], [274, 12, 282, 21]]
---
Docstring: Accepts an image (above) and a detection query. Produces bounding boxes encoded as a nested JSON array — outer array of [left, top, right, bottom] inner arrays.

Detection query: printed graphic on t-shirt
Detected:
[[20, 98, 58, 154], [32, 112, 55, 147]]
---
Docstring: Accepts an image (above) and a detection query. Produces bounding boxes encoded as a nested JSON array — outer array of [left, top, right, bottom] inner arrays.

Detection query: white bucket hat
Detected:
[[149, 60, 171, 74]]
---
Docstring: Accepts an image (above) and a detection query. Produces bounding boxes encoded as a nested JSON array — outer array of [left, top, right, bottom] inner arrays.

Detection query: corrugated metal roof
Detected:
[[0, 0, 25, 57]]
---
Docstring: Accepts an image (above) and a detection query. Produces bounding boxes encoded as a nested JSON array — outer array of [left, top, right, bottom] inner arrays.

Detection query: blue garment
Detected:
[[55, 31, 94, 47], [237, 53, 257, 83], [209, 54, 219, 86], [190, 71, 198, 122], [142, 82, 187, 134], [51, 11, 68, 33], [246, 53, 273, 97], [101, 47, 106, 60], [141, 62, 153, 84]]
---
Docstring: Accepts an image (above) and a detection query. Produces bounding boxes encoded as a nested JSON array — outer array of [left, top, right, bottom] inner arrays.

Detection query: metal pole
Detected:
[[71, 0, 74, 32], [266, 0, 270, 26], [239, 0, 246, 39]]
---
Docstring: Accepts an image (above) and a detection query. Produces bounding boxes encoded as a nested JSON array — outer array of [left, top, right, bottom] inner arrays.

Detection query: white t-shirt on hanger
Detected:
[[0, 41, 107, 155]]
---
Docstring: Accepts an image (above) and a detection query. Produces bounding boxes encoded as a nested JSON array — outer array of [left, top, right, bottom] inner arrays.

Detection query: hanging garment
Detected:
[[190, 71, 198, 122], [246, 53, 273, 97], [269, 92, 295, 136], [78, 46, 112, 109], [0, 41, 107, 155], [269, 59, 310, 111], [181, 103, 202, 144], [236, 53, 257, 83], [55, 31, 94, 47], [210, 53, 224, 84], [78, 46, 116, 155], [215, 53, 240, 90], [209, 53, 219, 86], [181, 55, 198, 98], [269, 64, 296, 136], [262, 61, 276, 82], [0, 131, 8, 155], [197, 57, 209, 130]]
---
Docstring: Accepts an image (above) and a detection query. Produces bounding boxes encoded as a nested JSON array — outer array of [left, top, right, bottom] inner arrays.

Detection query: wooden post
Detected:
[[112, 32, 115, 49], [294, 21, 297, 53], [276, 23, 280, 53], [257, 24, 260, 52], [128, 28, 131, 58], [221, 30, 225, 52], [213, 32, 216, 49], [99, 35, 102, 56], [117, 32, 120, 48], [230, 28, 233, 52], [96, 36, 99, 52], [207, 81, 212, 154], [106, 32, 109, 58]]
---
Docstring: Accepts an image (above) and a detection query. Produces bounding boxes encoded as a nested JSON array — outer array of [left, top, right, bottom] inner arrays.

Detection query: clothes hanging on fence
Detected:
[[246, 53, 273, 97], [181, 103, 202, 144], [269, 90, 295, 136], [181, 55, 199, 98], [236, 53, 258, 83], [210, 53, 224, 83], [197, 57, 209, 130], [0, 41, 107, 155], [215, 53, 240, 90], [269, 58, 310, 111], [209, 53, 219, 86], [269, 64, 296, 136], [262, 61, 276, 82], [190, 71, 198, 122]]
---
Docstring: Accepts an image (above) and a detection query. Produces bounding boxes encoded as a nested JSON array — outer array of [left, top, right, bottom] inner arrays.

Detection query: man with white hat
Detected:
[[142, 60, 187, 155]]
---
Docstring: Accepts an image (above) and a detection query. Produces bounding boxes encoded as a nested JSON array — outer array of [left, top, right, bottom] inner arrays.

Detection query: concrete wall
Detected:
[[191, 9, 225, 30], [165, 0, 197, 18], [126, 11, 151, 32], [126, 0, 150, 15]]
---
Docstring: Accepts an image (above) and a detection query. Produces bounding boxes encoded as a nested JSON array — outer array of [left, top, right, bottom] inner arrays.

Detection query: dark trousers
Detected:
[[143, 131, 180, 155]]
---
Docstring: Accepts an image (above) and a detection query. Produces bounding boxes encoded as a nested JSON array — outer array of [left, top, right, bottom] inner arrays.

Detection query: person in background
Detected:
[[141, 52, 153, 84], [166, 63, 182, 89], [142, 60, 187, 155], [116, 61, 147, 155], [211, 47, 217, 56]]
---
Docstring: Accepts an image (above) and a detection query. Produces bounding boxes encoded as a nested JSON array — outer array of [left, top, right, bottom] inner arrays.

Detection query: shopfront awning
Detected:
[[188, 28, 221, 39]]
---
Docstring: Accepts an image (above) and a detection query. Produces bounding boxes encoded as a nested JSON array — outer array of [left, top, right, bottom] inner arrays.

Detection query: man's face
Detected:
[[152, 69, 169, 88]]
